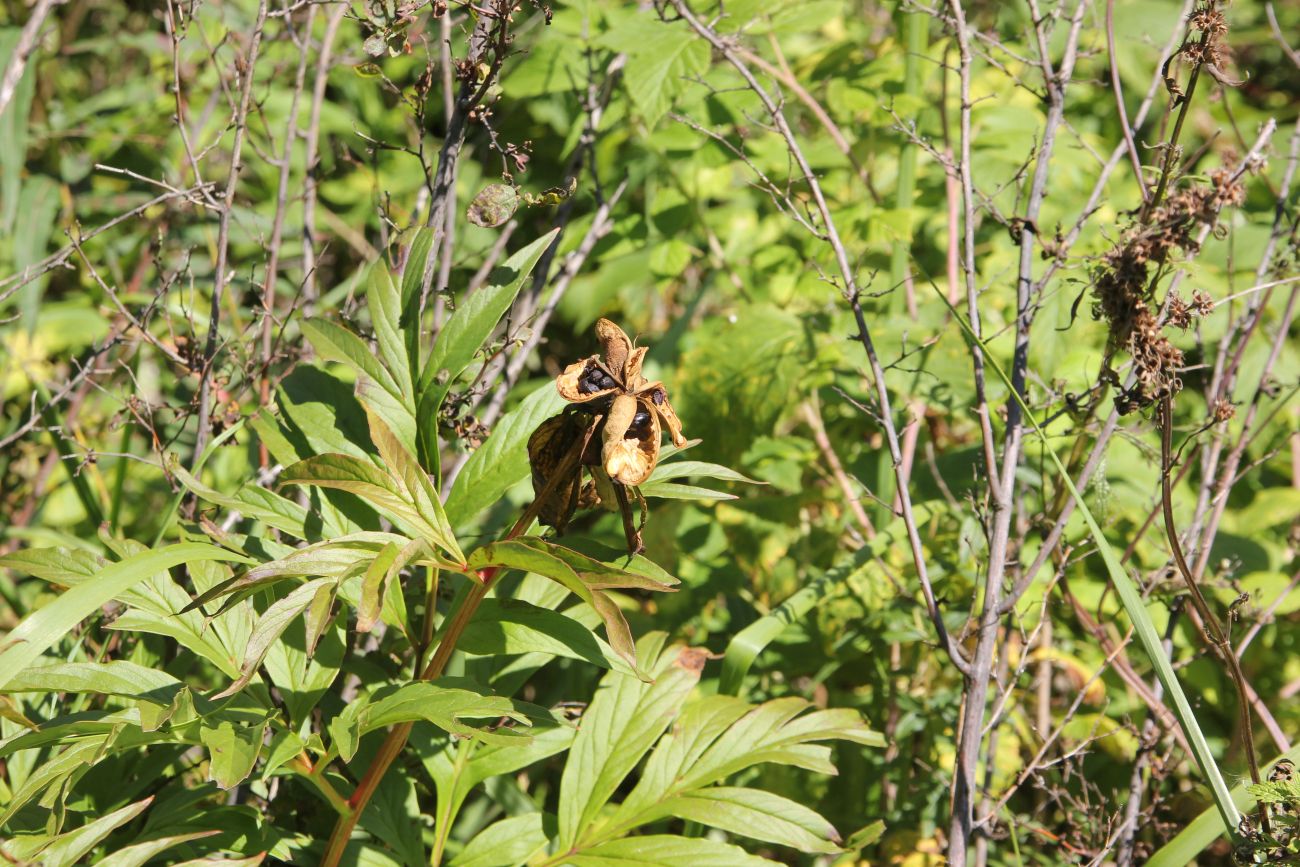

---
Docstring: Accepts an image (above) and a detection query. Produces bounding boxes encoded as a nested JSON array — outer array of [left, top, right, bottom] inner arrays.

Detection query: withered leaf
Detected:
[[466, 183, 519, 228]]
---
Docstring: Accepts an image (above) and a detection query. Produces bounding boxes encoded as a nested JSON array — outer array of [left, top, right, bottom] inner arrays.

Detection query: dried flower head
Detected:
[[1190, 289, 1215, 317], [1089, 158, 1251, 413], [1166, 292, 1192, 330], [527, 319, 685, 552]]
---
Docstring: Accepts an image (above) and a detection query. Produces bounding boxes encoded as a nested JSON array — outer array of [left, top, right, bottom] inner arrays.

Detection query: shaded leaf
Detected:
[[0, 797, 154, 867], [458, 598, 636, 675]]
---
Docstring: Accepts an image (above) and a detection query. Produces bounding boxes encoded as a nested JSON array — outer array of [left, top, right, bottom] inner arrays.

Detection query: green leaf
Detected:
[[658, 787, 843, 853], [603, 19, 710, 126], [281, 454, 459, 558], [566, 835, 777, 866], [1, 797, 154, 867], [330, 683, 531, 761], [301, 317, 401, 398], [355, 374, 421, 462], [0, 546, 100, 586], [465, 537, 676, 667], [420, 722, 573, 862], [635, 481, 737, 501], [458, 598, 637, 675], [0, 543, 250, 692], [400, 227, 435, 376], [199, 718, 268, 789], [174, 462, 313, 538], [0, 735, 111, 825], [95, 831, 223, 867], [363, 407, 464, 563], [357, 540, 402, 633], [557, 638, 707, 850], [604, 696, 881, 841], [444, 383, 567, 527], [366, 265, 415, 398], [184, 534, 397, 613], [0, 661, 183, 706], [400, 227, 435, 312], [644, 460, 761, 485], [449, 813, 550, 867], [217, 577, 335, 699], [417, 229, 560, 460]]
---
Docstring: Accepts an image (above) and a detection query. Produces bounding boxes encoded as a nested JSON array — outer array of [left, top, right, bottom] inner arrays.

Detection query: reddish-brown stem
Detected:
[[320, 424, 591, 866]]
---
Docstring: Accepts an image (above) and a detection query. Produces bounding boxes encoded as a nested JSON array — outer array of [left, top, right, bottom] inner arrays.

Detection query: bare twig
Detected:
[[194, 0, 270, 458], [669, 0, 971, 680], [0, 0, 64, 117]]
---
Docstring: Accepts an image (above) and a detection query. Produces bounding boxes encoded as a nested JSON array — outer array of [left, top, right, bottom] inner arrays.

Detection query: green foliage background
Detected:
[[1, 0, 1298, 864]]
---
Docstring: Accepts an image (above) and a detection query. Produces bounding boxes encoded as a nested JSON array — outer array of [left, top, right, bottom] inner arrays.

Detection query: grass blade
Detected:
[[934, 287, 1242, 836]]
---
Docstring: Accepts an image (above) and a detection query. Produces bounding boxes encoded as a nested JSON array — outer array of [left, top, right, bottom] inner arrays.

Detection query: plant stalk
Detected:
[[319, 419, 594, 866]]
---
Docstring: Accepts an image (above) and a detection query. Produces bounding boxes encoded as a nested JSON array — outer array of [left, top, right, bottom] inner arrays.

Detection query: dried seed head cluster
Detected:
[[1091, 167, 1247, 413], [1184, 3, 1229, 68], [527, 319, 685, 552]]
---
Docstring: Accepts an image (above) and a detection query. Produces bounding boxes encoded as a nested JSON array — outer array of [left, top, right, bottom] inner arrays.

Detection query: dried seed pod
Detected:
[[644, 385, 686, 448], [527, 318, 687, 550], [602, 394, 660, 486], [595, 318, 633, 383], [527, 412, 599, 531]]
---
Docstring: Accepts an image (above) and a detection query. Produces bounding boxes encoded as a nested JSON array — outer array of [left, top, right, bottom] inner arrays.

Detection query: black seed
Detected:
[[651, 389, 664, 405], [632, 408, 651, 428]]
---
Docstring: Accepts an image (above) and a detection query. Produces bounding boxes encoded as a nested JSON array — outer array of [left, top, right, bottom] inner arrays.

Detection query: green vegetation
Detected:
[[2, 0, 1298, 864]]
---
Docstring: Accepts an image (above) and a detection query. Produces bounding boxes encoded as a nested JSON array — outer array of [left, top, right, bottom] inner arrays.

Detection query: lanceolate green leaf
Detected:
[[366, 265, 415, 398], [330, 683, 531, 761], [281, 454, 463, 561], [556, 637, 706, 850], [0, 661, 183, 706], [936, 287, 1243, 836], [444, 382, 567, 527], [0, 796, 154, 867], [465, 537, 676, 668], [562, 835, 777, 867], [217, 577, 335, 698], [458, 598, 637, 676], [658, 787, 843, 854], [94, 831, 223, 867], [419, 229, 559, 399], [0, 735, 111, 826], [301, 317, 401, 398], [0, 544, 251, 692], [400, 226, 435, 373], [450, 813, 550, 867], [363, 407, 463, 563], [417, 230, 560, 467], [171, 462, 311, 538]]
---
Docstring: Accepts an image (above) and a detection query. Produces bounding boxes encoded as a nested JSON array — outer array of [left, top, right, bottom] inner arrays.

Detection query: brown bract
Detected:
[[526, 319, 686, 550]]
